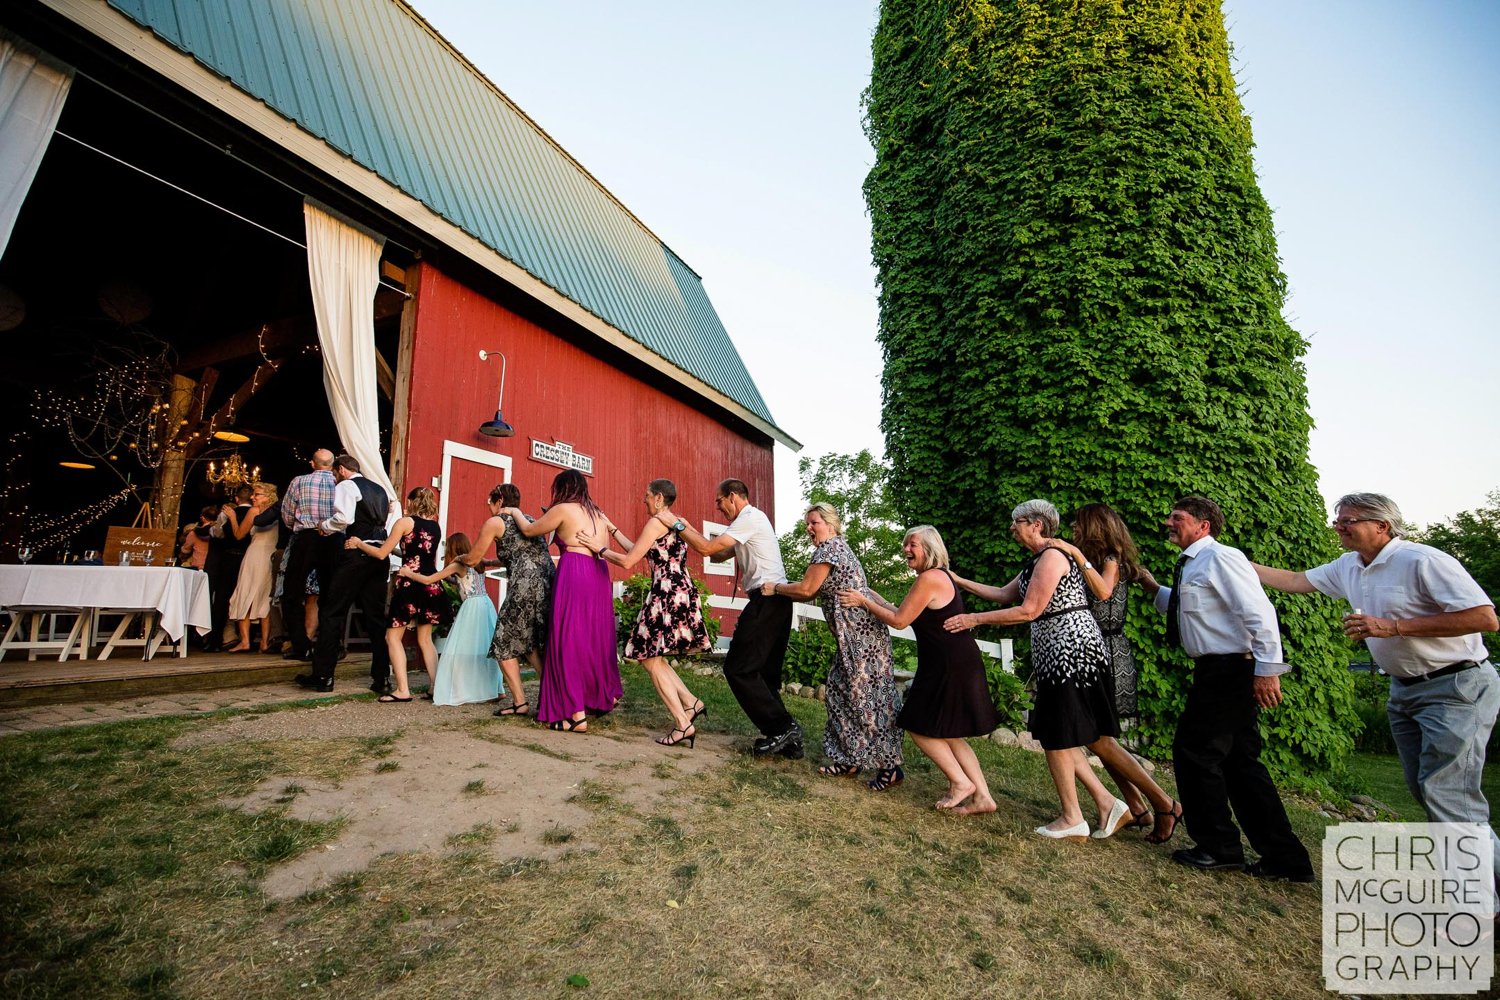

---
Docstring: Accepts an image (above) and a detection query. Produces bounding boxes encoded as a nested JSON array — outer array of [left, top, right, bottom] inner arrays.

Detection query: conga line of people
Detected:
[[217, 453, 1489, 876]]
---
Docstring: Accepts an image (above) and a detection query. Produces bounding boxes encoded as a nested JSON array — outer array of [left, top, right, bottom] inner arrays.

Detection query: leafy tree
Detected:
[[863, 0, 1356, 775], [1413, 490, 1500, 660], [779, 450, 908, 603]]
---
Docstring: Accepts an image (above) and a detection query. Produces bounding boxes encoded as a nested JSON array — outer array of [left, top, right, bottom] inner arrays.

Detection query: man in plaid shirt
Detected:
[[280, 449, 337, 660]]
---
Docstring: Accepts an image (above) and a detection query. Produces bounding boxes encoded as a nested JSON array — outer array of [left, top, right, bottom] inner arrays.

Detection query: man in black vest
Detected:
[[295, 454, 392, 693]]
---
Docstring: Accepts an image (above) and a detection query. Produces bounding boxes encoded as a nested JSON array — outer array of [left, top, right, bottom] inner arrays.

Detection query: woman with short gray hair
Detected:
[[945, 501, 1180, 843]]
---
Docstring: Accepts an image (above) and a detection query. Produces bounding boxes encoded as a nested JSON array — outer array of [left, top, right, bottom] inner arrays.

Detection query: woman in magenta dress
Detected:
[[500, 469, 620, 732]]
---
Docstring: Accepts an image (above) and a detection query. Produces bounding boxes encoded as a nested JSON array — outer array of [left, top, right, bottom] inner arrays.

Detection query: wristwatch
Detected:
[[671, 519, 686, 533]]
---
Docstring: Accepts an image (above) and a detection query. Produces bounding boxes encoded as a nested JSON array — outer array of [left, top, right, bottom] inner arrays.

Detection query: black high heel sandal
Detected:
[[688, 701, 707, 724], [1145, 800, 1183, 844], [867, 766, 904, 791], [656, 724, 695, 748]]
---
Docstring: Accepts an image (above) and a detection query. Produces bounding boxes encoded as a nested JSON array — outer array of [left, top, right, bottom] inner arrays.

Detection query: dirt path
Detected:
[[175, 698, 728, 898]]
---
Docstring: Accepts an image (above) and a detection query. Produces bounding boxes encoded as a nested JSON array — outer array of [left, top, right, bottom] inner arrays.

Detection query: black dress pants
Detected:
[[209, 550, 244, 650], [311, 551, 390, 686], [723, 592, 794, 736], [281, 530, 339, 655], [1172, 654, 1313, 873]]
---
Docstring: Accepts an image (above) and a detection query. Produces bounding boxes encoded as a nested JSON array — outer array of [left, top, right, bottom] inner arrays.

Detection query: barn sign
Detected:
[[529, 439, 594, 476]]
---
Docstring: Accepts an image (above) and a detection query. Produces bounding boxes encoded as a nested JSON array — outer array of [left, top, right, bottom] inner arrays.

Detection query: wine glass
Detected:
[[17, 545, 32, 565], [84, 550, 98, 564], [142, 550, 156, 567]]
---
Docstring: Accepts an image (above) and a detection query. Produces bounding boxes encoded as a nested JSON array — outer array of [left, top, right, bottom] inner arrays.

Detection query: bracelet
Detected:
[[1083, 561, 1093, 571]]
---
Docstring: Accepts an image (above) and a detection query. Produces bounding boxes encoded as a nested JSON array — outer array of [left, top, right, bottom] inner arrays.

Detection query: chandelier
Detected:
[[206, 452, 261, 490]]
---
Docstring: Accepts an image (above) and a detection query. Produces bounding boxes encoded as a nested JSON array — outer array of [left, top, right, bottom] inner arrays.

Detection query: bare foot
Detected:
[[935, 781, 977, 810], [225, 644, 250, 652], [953, 796, 998, 816]]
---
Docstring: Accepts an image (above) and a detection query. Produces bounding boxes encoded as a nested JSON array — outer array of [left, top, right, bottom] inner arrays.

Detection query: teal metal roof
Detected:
[[105, 0, 784, 435]]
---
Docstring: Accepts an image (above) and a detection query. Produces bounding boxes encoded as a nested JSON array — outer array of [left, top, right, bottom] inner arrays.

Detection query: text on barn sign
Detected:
[[529, 439, 594, 476]]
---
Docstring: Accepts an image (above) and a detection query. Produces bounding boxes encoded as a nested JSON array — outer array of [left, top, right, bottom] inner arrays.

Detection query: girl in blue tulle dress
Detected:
[[397, 533, 501, 706]]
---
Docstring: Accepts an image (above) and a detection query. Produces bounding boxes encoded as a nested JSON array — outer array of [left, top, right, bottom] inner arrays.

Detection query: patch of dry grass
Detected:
[[0, 671, 1357, 999]]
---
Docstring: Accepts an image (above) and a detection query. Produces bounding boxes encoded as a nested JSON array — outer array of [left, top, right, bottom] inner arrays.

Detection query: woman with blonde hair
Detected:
[[839, 525, 998, 812], [771, 502, 903, 789], [348, 486, 444, 703]]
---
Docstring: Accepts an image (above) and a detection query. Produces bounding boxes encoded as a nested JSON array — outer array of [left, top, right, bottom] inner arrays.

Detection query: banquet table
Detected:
[[0, 565, 211, 661]]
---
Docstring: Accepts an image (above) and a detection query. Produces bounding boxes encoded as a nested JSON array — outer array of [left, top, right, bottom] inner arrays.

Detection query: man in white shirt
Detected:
[[1253, 492, 1499, 873], [1141, 496, 1314, 882], [294, 455, 392, 694], [658, 478, 800, 757]]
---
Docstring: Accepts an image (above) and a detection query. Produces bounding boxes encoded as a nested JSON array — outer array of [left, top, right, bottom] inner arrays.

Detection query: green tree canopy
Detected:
[[779, 450, 909, 603], [864, 0, 1356, 775]]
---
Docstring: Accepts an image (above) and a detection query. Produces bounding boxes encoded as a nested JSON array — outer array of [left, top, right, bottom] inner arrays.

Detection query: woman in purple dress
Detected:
[[500, 470, 620, 733], [603, 478, 710, 748]]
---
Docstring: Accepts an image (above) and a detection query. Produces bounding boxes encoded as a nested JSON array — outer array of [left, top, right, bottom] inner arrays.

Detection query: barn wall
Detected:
[[399, 262, 776, 617]]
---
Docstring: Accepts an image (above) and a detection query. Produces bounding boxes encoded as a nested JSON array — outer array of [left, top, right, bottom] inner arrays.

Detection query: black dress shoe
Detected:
[[753, 721, 804, 757], [293, 673, 334, 692], [282, 648, 306, 661], [369, 681, 393, 696], [1171, 847, 1244, 871], [1245, 860, 1315, 884]]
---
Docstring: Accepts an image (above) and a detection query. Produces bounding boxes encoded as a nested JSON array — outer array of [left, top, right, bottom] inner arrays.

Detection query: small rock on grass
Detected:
[[989, 728, 1018, 747]]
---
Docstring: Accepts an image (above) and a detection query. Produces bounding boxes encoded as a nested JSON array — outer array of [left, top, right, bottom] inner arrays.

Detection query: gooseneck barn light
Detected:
[[477, 349, 515, 437]]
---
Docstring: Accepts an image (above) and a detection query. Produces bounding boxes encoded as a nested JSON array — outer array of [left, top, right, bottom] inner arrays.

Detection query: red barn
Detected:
[[1, 0, 798, 625]]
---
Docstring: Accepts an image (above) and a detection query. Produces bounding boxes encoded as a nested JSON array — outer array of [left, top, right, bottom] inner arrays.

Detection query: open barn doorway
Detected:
[[0, 71, 409, 560]]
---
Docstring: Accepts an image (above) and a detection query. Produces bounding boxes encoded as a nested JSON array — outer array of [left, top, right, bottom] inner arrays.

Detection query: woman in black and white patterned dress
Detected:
[[766, 503, 904, 791], [945, 500, 1180, 845]]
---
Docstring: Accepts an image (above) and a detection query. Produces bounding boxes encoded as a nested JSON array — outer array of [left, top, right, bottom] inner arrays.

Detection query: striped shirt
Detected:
[[282, 469, 336, 532]]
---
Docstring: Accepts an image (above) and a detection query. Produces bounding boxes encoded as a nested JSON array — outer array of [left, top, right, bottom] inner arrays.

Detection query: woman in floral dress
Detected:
[[604, 479, 710, 747], [767, 503, 904, 790], [346, 486, 444, 703], [462, 483, 555, 717]]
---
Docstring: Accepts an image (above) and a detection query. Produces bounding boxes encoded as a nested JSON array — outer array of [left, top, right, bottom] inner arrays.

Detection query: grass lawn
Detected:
[[0, 668, 1373, 998], [1343, 748, 1500, 824]]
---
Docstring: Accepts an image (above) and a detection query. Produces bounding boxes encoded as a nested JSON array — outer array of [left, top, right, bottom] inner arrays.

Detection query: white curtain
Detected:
[[303, 199, 397, 504], [0, 36, 73, 258]]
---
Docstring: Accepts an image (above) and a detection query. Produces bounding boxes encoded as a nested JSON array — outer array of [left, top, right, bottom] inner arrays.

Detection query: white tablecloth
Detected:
[[0, 566, 211, 641]]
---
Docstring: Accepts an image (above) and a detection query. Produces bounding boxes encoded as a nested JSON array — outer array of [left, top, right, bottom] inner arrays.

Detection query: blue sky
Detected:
[[412, 0, 1498, 532]]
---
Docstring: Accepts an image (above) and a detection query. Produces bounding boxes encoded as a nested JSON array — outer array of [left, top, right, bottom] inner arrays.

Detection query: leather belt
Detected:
[[1393, 661, 1480, 687]]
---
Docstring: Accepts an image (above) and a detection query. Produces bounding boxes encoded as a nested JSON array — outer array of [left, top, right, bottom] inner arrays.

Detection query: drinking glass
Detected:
[[17, 546, 32, 564], [84, 550, 98, 564], [143, 550, 156, 567]]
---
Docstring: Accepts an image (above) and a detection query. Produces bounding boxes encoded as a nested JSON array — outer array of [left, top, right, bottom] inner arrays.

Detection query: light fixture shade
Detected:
[[478, 411, 514, 437]]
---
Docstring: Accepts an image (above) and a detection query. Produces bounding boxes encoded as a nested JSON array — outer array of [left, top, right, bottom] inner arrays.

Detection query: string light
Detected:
[[20, 485, 134, 550]]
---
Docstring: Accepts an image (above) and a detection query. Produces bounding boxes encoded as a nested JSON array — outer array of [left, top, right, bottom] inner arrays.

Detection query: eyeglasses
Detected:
[[1330, 517, 1376, 528]]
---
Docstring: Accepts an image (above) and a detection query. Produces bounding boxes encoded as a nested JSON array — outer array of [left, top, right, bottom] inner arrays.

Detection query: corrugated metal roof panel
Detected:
[[104, 0, 779, 430]]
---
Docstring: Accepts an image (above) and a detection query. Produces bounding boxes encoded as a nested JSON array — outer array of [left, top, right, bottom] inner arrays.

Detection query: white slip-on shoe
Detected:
[[1035, 820, 1090, 842], [1090, 798, 1131, 840]]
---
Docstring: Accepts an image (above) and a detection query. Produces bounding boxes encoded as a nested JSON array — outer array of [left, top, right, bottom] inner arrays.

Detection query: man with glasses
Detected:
[[1253, 492, 1499, 872], [656, 478, 801, 757], [1140, 495, 1315, 882]]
